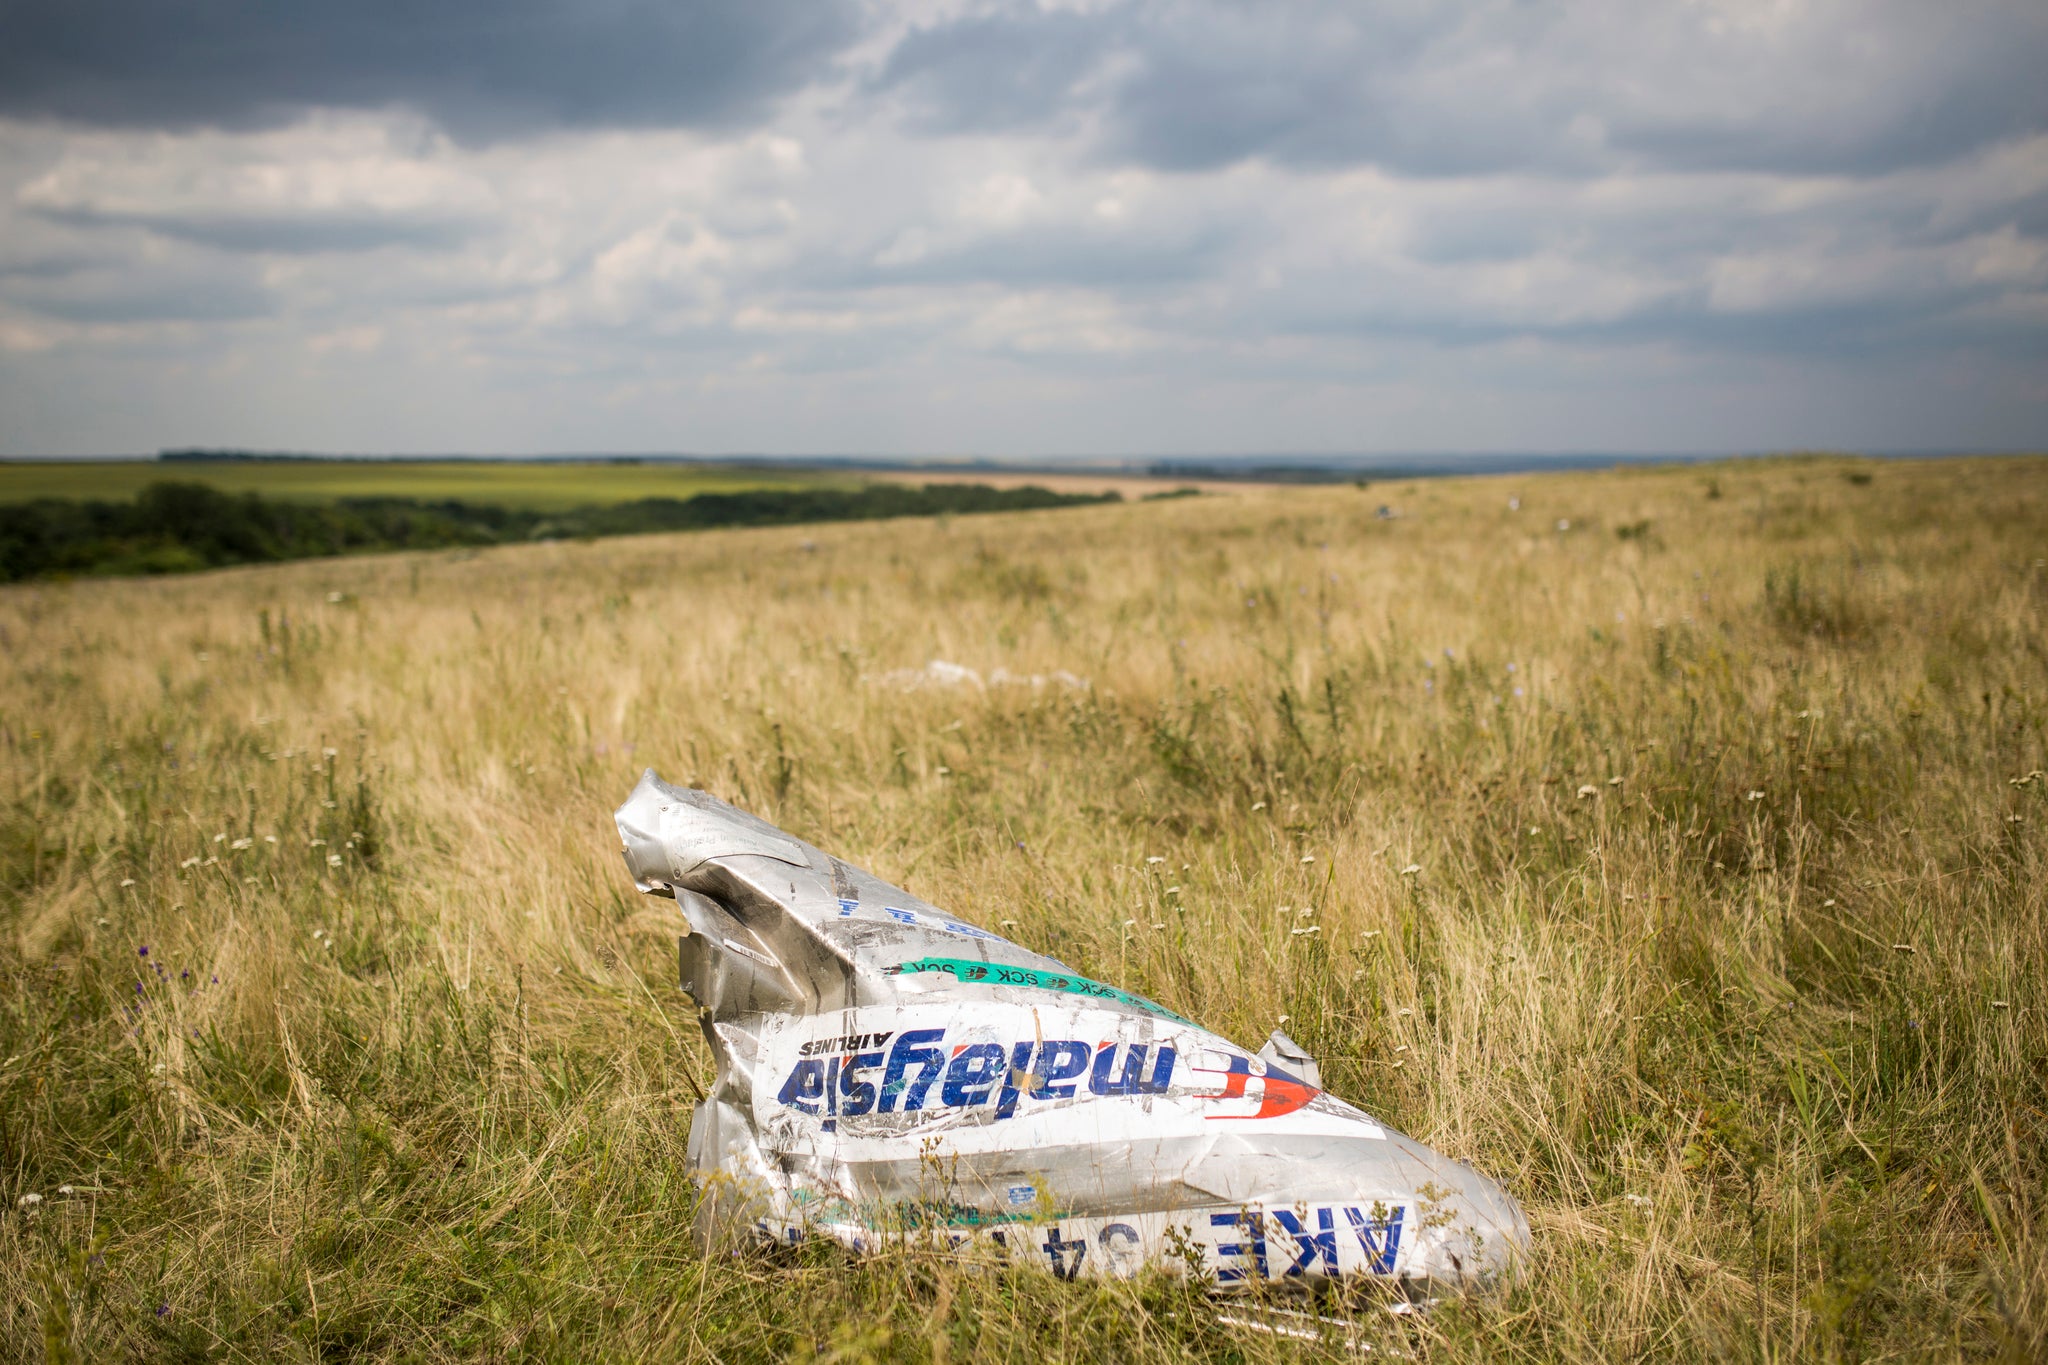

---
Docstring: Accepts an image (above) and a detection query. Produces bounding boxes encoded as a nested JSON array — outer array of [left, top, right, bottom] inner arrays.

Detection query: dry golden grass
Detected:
[[1, 454, 2044, 1361]]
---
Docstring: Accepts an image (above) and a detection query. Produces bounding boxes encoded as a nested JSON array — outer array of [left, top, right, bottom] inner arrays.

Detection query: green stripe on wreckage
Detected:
[[886, 956, 1196, 1028]]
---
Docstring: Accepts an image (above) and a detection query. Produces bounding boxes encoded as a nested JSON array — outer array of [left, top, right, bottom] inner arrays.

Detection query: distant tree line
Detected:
[[159, 449, 331, 462], [0, 480, 1119, 582]]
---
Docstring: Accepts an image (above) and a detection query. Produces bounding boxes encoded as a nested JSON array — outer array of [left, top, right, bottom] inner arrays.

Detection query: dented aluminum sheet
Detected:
[[615, 769, 1529, 1288]]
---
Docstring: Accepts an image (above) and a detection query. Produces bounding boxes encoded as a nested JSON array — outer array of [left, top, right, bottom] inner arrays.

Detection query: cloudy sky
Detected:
[[2, 0, 2044, 458]]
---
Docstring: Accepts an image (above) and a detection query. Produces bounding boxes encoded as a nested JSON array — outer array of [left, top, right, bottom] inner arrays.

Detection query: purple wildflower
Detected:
[[138, 946, 149, 956]]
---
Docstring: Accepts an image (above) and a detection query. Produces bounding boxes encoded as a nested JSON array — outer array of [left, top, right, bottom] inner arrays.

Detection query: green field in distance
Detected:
[[0, 458, 845, 511]]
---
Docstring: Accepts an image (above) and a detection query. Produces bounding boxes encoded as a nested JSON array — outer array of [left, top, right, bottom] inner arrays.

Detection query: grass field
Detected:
[[0, 459, 842, 511], [2, 454, 2043, 1361]]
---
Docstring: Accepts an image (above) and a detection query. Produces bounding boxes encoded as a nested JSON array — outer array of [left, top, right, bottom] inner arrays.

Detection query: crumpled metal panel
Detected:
[[615, 769, 1530, 1288]]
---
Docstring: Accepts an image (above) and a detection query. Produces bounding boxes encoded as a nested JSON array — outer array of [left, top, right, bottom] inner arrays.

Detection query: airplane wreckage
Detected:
[[615, 770, 1528, 1291]]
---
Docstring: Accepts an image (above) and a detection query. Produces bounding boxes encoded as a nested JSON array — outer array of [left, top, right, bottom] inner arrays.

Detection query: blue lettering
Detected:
[[1042, 1226, 1087, 1280], [1098, 1223, 1142, 1279], [941, 1043, 1007, 1107], [994, 1041, 1034, 1119], [1210, 1211, 1268, 1283], [839, 1049, 884, 1115], [1090, 1042, 1158, 1096], [1344, 1205, 1405, 1275], [879, 1028, 947, 1112], [1031, 1040, 1091, 1099], [1143, 1046, 1176, 1094], [776, 1060, 828, 1114], [797, 1036, 1181, 1120], [1271, 1207, 1339, 1276]]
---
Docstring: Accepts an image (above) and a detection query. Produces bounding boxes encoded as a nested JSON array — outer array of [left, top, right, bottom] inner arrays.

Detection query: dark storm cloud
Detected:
[[0, 0, 859, 140], [876, 0, 2048, 178], [872, 8, 1105, 137]]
